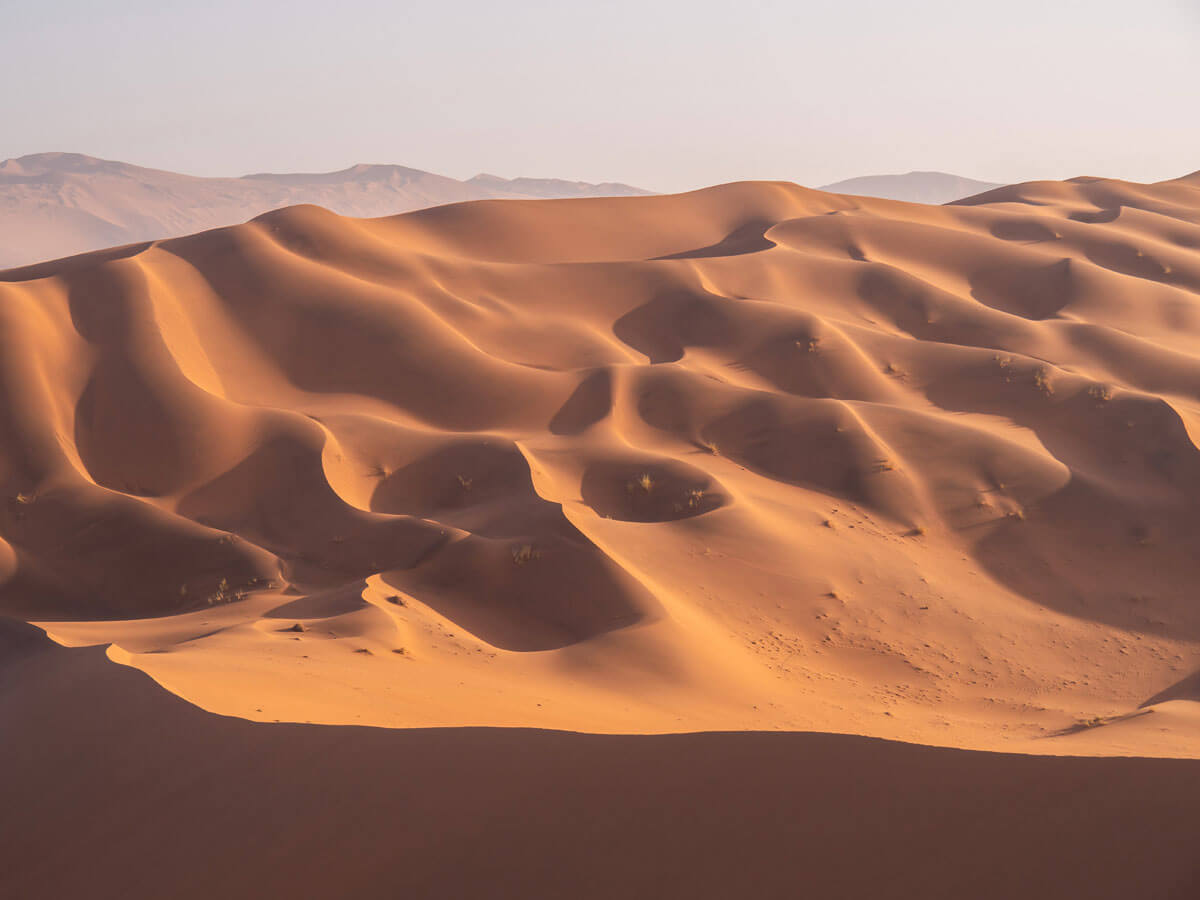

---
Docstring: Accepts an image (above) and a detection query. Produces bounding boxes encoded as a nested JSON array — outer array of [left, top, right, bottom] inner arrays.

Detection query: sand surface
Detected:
[[2, 173, 1200, 761], [2, 619, 1198, 899]]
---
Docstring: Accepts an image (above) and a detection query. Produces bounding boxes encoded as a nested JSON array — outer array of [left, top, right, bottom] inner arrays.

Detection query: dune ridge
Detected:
[[3, 173, 1200, 756]]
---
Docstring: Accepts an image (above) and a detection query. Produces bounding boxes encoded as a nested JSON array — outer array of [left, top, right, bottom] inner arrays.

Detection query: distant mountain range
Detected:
[[0, 153, 650, 268], [819, 171, 1003, 205], [467, 173, 648, 199], [0, 155, 1007, 269]]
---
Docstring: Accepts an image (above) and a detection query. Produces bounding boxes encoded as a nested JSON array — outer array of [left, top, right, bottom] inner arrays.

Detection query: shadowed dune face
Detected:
[[2, 624, 1198, 900], [4, 175, 1200, 752], [580, 457, 723, 522]]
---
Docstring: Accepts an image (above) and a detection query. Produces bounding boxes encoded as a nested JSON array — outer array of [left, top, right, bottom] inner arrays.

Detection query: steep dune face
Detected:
[[3, 175, 1200, 755]]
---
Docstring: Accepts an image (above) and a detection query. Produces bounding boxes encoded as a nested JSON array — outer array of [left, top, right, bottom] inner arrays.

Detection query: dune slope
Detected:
[[2, 620, 1198, 900], [3, 174, 1200, 755]]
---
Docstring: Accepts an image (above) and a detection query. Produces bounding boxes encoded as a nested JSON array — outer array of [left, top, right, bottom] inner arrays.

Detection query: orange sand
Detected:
[[3, 618, 1198, 900], [3, 173, 1200, 759]]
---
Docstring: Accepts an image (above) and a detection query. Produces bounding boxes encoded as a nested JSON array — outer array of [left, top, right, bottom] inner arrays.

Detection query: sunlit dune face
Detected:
[[6, 175, 1200, 757]]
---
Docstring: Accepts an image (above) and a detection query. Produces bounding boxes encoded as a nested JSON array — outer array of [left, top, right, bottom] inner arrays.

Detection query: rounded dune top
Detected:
[[359, 180, 850, 263], [5, 170, 1200, 757]]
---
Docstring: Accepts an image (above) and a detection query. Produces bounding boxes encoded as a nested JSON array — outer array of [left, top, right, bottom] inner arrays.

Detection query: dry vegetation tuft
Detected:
[[207, 578, 246, 606], [797, 336, 822, 353], [627, 472, 654, 493], [512, 544, 540, 565]]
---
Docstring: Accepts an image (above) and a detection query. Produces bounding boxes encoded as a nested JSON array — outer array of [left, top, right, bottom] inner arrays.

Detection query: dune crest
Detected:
[[4, 174, 1200, 756]]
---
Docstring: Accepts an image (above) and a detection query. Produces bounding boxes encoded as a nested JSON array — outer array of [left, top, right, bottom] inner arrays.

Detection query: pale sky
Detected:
[[2, 0, 1198, 192]]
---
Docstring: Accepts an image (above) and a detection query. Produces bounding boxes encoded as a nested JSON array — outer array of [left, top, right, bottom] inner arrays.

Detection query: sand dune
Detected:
[[3, 172, 1200, 758], [0, 152, 650, 268], [3, 619, 1197, 900]]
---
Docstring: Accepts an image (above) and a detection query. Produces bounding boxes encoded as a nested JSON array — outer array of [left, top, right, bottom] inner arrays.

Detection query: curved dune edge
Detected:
[[5, 174, 1200, 757], [5, 621, 1198, 900]]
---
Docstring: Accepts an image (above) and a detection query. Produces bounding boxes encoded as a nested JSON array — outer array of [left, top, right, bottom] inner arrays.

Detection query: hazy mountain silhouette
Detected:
[[0, 153, 649, 268], [819, 170, 1003, 204]]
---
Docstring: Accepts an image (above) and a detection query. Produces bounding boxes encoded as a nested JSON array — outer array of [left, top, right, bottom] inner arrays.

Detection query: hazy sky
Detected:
[[2, 0, 1198, 192]]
